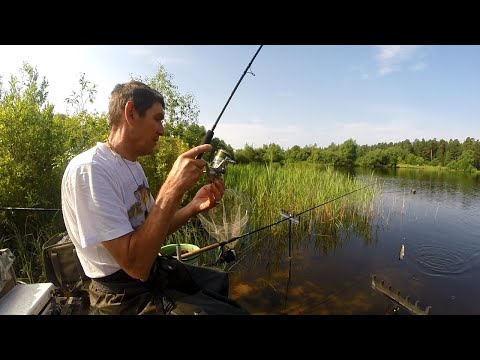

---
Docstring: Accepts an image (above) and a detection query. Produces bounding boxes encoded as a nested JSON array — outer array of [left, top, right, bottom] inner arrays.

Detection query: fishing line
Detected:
[[234, 182, 376, 267], [0, 207, 61, 212], [183, 182, 376, 261]]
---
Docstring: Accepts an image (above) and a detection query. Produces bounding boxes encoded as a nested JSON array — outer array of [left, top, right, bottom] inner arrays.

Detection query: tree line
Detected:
[[235, 138, 480, 172]]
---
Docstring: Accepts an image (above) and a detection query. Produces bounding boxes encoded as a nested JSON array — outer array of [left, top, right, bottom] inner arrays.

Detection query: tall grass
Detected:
[[225, 162, 376, 228], [222, 163, 378, 269], [0, 211, 65, 283]]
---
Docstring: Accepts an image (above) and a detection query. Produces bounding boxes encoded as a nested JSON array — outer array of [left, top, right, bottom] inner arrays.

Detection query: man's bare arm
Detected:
[[102, 145, 211, 281]]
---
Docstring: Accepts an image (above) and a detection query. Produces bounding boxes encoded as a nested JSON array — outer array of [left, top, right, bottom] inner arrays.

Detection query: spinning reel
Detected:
[[205, 149, 236, 181]]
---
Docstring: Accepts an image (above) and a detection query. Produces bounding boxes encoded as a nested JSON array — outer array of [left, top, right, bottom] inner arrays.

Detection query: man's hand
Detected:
[[163, 144, 212, 195], [189, 179, 225, 214]]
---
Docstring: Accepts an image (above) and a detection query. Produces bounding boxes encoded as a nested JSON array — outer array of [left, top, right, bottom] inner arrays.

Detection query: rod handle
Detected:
[[195, 130, 214, 159]]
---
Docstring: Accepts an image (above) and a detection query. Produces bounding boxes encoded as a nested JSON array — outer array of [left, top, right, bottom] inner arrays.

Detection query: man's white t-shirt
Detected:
[[61, 142, 155, 278]]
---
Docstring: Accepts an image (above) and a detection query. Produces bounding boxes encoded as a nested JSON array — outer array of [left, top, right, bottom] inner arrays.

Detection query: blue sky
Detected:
[[1, 45, 478, 150]]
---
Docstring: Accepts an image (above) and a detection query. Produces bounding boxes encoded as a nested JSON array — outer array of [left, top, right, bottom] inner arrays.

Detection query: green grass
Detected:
[[225, 163, 376, 228], [220, 163, 378, 268], [0, 211, 65, 283]]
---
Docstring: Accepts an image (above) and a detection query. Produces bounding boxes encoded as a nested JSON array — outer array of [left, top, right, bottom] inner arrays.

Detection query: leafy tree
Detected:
[[132, 65, 199, 134], [457, 150, 476, 172], [400, 139, 413, 158], [234, 144, 263, 164], [448, 139, 462, 161], [285, 145, 312, 163], [437, 139, 448, 165], [65, 72, 98, 115], [357, 148, 388, 167], [447, 150, 476, 172], [0, 63, 61, 208], [337, 139, 357, 167], [262, 143, 284, 164], [473, 140, 480, 169], [384, 147, 403, 167], [54, 73, 108, 178]]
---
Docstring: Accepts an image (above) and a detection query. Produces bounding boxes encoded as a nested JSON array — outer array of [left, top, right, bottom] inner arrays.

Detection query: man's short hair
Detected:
[[108, 81, 165, 128]]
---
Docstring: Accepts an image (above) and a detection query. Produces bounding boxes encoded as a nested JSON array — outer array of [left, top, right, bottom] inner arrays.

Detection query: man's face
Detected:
[[134, 102, 165, 156]]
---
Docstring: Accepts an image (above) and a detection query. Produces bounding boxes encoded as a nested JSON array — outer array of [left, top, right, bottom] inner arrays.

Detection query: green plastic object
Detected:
[[159, 244, 200, 265]]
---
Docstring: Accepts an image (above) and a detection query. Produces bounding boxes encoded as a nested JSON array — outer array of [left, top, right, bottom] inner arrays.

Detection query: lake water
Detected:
[[228, 168, 480, 315]]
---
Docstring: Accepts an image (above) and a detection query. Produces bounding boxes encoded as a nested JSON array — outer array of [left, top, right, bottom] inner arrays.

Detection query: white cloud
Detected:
[[379, 65, 394, 76], [375, 45, 426, 76], [125, 45, 190, 67]]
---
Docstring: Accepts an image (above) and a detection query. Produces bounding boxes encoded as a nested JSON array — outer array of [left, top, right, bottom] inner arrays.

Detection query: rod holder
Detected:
[[281, 210, 299, 259]]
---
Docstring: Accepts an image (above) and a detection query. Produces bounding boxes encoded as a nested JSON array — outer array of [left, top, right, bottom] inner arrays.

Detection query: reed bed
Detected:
[[222, 163, 378, 269], [226, 163, 376, 229]]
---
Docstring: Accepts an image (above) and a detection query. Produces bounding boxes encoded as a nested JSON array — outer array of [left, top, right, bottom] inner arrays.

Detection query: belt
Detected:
[[94, 269, 135, 283]]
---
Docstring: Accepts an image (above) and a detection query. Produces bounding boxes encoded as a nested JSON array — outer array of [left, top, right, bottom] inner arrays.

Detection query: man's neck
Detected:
[[107, 134, 137, 161]]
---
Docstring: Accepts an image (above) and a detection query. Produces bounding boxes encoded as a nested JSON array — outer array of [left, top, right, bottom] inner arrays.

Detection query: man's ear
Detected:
[[124, 101, 135, 125]]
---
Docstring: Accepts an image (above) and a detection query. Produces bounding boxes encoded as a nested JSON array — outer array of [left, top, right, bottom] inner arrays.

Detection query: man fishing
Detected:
[[61, 80, 248, 315]]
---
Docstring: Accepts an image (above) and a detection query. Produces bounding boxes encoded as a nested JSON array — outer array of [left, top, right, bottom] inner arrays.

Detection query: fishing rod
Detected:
[[180, 182, 375, 261], [0, 207, 61, 212], [196, 45, 263, 160], [176, 45, 263, 260]]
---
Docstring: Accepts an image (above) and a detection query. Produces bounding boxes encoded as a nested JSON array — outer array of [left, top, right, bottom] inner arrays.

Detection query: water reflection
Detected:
[[353, 167, 480, 210], [228, 168, 480, 315]]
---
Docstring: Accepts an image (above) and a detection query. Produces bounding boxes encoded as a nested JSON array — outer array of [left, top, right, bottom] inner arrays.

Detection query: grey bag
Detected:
[[42, 232, 90, 295]]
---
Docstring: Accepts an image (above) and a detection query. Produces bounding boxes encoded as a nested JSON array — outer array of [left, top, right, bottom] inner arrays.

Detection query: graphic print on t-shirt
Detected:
[[128, 183, 153, 229]]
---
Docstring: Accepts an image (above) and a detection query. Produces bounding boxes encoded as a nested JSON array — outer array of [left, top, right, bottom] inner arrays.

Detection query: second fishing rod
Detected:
[[180, 182, 375, 262]]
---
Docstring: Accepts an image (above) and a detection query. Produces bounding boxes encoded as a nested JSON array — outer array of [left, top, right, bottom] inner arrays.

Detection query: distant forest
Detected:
[[234, 137, 480, 172]]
